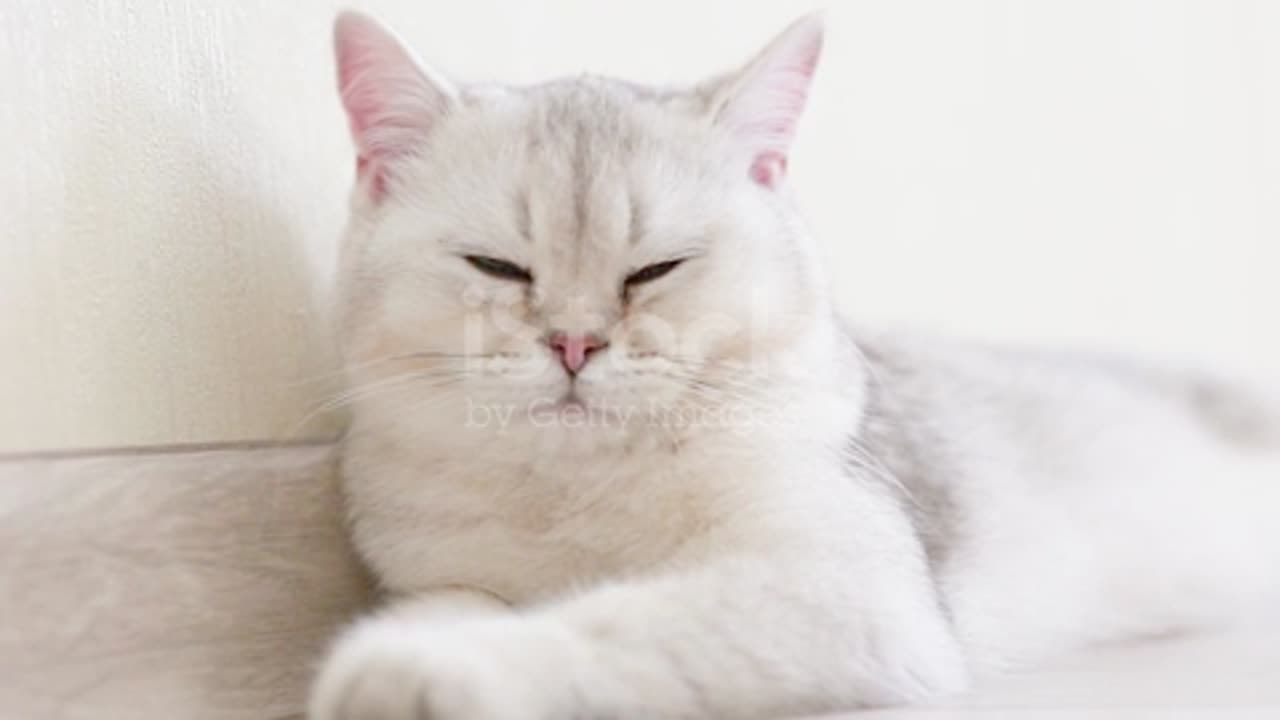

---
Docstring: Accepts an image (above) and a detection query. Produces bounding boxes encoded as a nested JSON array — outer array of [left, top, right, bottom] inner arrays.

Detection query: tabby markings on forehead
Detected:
[[514, 190, 533, 244], [626, 193, 646, 248], [570, 116, 592, 262]]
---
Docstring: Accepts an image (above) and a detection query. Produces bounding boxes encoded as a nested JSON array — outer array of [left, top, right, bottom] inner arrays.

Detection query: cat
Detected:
[[309, 10, 1280, 719]]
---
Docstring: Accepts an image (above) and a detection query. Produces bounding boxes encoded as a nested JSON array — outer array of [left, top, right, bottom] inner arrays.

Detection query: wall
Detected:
[[1, 0, 1277, 453]]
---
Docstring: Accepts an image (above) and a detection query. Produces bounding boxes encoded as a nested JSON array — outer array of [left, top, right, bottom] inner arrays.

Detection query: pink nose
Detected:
[[547, 332, 607, 375]]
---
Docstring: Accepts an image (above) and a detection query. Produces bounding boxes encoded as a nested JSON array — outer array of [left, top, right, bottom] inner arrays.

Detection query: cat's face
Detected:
[[333, 13, 828, 439]]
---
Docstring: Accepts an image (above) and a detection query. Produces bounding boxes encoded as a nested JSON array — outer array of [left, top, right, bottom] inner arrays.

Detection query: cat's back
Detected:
[[853, 328, 1280, 531], [852, 329, 1280, 669], [856, 329, 1279, 461]]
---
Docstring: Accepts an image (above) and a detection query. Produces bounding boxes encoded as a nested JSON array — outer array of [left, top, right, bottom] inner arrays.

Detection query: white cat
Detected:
[[310, 11, 1280, 719]]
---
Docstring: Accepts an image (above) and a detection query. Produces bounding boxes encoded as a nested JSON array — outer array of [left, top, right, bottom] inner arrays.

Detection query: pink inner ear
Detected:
[[333, 12, 449, 203], [336, 42, 396, 140], [336, 37, 404, 199], [750, 152, 788, 188], [336, 28, 399, 200], [748, 44, 818, 188], [722, 14, 824, 189], [760, 42, 821, 142], [355, 156, 388, 200]]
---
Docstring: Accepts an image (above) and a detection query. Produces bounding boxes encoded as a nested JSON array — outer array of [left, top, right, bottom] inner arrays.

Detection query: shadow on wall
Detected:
[[48, 71, 344, 451]]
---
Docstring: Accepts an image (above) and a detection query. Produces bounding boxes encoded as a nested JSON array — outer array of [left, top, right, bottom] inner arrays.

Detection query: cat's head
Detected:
[[332, 11, 833, 442]]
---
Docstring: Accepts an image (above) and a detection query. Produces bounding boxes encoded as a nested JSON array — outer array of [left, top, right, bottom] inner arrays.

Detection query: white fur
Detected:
[[311, 12, 1280, 719]]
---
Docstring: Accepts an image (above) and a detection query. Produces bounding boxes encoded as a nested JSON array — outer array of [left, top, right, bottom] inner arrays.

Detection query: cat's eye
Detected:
[[464, 255, 533, 283], [624, 259, 684, 288]]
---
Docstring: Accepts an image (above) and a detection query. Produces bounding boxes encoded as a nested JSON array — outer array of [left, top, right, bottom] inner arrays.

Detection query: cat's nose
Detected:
[[547, 331, 608, 375]]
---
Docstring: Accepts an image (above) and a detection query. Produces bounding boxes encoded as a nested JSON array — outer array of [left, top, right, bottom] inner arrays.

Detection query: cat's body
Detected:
[[859, 336, 1280, 666], [311, 12, 1279, 719]]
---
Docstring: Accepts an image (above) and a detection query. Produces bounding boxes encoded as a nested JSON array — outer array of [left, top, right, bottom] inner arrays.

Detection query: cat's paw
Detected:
[[308, 617, 561, 720]]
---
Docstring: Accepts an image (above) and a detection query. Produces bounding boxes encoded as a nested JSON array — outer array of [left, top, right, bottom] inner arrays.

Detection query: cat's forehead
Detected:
[[464, 77, 708, 164], [431, 78, 721, 260]]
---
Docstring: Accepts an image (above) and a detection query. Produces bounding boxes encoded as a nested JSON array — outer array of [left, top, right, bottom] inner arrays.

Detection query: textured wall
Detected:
[[1, 0, 1277, 453], [0, 1, 351, 451]]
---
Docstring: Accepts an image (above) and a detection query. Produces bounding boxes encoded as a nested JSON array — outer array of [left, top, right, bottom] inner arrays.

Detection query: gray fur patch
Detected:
[[848, 338, 962, 622]]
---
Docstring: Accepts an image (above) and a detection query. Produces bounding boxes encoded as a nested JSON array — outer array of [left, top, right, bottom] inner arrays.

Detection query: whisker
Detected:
[[281, 370, 468, 440], [287, 350, 528, 387]]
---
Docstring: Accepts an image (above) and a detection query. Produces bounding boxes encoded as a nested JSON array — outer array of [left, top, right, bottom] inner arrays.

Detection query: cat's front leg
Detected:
[[309, 586, 513, 720], [309, 549, 968, 719]]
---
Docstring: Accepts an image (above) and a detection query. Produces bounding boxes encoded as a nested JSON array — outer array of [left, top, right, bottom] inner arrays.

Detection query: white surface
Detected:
[[2, 0, 1278, 452], [2, 443, 1274, 718], [820, 628, 1280, 718], [0, 444, 371, 720]]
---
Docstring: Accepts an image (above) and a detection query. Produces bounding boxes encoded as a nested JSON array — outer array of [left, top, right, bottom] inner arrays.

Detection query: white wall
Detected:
[[1, 0, 1276, 453]]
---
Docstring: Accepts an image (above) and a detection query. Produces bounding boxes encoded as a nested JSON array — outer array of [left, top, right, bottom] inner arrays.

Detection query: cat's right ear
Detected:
[[333, 11, 456, 201], [706, 13, 824, 190]]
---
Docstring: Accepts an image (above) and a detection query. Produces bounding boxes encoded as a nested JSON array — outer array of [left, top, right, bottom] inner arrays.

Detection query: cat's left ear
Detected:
[[709, 13, 825, 189]]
